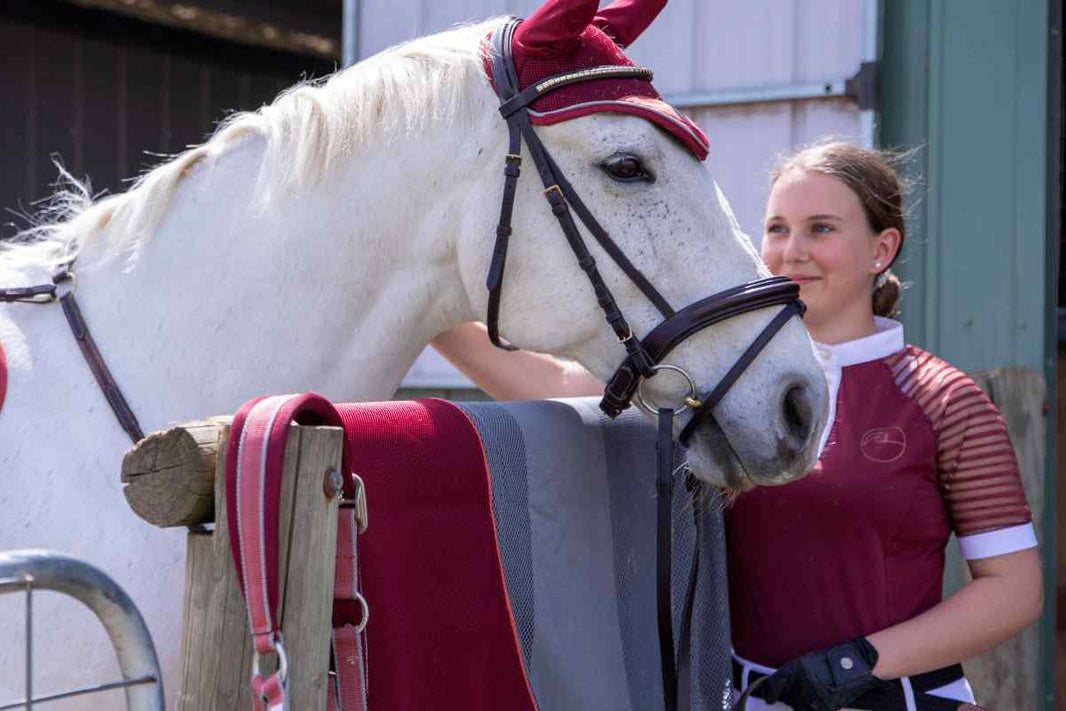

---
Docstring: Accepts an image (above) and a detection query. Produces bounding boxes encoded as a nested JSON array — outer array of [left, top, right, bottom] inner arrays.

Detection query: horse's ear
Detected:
[[591, 0, 667, 49], [514, 0, 599, 58]]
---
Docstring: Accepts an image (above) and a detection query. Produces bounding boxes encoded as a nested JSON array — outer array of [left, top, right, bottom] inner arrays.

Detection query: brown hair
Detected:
[[771, 141, 908, 318]]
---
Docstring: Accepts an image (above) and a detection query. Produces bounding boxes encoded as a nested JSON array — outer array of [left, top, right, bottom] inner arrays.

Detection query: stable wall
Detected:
[[881, 0, 1059, 707]]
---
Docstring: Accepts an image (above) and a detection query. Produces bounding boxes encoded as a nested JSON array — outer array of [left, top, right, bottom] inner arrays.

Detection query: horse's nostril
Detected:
[[782, 384, 813, 444]]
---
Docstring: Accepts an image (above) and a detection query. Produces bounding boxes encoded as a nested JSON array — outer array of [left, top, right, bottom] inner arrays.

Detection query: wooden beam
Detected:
[[62, 0, 340, 60], [121, 417, 231, 528]]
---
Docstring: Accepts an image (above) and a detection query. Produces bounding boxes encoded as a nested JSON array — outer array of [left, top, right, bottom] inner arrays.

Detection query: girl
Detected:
[[430, 141, 1041, 711]]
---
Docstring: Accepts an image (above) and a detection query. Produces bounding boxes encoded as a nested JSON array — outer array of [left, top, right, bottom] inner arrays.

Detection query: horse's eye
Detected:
[[602, 154, 653, 183]]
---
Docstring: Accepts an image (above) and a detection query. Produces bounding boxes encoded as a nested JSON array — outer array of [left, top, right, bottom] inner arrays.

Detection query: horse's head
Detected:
[[459, 0, 828, 490]]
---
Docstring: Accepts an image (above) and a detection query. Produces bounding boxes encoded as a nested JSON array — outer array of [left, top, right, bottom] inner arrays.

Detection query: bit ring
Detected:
[[635, 364, 702, 416]]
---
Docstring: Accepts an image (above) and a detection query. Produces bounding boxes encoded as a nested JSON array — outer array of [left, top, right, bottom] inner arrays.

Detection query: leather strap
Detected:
[[498, 65, 653, 119], [60, 291, 145, 443], [656, 407, 677, 711], [678, 300, 801, 445], [485, 18, 668, 369], [1, 271, 145, 444], [0, 283, 58, 302], [601, 277, 801, 418]]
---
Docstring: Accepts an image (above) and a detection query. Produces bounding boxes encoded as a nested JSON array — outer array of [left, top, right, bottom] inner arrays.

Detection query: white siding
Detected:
[[358, 1, 870, 388]]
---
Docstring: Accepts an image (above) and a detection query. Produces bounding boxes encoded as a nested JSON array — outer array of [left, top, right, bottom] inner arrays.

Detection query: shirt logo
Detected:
[[859, 426, 907, 463]]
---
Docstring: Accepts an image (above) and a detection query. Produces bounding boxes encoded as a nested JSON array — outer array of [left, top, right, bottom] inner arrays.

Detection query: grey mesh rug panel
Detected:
[[456, 397, 732, 711], [459, 404, 536, 671]]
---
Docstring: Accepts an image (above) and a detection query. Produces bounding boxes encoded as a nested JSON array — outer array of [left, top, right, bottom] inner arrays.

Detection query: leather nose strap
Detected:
[[601, 277, 803, 419], [678, 300, 803, 445]]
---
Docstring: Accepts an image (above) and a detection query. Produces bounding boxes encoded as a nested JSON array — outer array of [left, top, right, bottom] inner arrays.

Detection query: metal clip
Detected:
[[252, 636, 289, 684], [341, 473, 368, 534]]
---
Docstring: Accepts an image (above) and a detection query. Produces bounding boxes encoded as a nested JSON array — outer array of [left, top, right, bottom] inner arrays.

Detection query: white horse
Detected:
[[0, 17, 827, 707]]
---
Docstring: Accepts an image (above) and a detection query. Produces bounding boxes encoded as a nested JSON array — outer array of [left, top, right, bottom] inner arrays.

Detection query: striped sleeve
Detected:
[[891, 348, 1034, 549]]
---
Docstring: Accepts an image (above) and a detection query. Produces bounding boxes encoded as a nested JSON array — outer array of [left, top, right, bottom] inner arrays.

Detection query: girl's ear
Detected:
[[871, 227, 903, 274]]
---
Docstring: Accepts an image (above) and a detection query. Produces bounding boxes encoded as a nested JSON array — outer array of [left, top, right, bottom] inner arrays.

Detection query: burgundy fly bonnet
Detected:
[[484, 0, 709, 160]]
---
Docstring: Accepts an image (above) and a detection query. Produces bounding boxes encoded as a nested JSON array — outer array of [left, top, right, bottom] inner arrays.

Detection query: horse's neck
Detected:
[[58, 127, 488, 428]]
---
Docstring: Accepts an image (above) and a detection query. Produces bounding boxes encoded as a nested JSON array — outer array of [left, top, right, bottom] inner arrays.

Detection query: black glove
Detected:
[[759, 637, 888, 711]]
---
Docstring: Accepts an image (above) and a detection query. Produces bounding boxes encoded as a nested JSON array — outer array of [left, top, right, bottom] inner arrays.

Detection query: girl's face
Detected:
[[761, 169, 898, 335]]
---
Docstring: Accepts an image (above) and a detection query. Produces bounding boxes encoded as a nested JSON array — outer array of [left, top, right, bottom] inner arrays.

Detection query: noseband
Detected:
[[487, 19, 805, 711], [485, 19, 804, 445]]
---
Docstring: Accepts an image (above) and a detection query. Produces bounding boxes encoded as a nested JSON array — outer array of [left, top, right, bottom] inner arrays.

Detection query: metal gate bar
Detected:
[[0, 550, 164, 711]]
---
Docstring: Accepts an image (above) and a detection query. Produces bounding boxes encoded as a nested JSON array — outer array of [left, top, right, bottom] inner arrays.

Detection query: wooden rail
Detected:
[[124, 420, 343, 710]]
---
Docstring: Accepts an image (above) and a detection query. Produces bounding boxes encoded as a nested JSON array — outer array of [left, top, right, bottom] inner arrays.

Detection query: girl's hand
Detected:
[[759, 637, 886, 711]]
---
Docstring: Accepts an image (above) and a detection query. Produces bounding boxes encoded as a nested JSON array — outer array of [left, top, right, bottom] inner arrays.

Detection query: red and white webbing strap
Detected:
[[328, 501, 369, 710], [226, 393, 367, 711]]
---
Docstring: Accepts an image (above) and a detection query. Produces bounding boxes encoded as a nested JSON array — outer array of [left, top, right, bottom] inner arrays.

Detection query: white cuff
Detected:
[[958, 522, 1037, 560]]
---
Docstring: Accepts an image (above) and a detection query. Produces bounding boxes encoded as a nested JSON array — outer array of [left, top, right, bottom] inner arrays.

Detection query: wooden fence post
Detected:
[[952, 367, 1047, 709], [123, 420, 343, 710]]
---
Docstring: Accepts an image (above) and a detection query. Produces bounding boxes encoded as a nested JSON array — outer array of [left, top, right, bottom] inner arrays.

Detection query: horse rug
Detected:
[[226, 395, 732, 710]]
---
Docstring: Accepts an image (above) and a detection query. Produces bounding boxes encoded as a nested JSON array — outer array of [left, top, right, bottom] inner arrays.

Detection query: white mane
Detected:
[[0, 18, 498, 275]]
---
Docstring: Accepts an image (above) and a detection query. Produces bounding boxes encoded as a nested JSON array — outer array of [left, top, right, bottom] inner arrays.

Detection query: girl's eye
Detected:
[[602, 154, 653, 182], [765, 224, 786, 235], [812, 223, 834, 233]]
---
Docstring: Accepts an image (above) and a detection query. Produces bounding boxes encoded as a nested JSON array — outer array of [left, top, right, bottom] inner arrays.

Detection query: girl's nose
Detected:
[[782, 233, 807, 262]]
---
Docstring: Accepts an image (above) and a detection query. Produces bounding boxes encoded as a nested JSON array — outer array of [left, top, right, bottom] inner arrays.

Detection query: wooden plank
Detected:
[[176, 423, 342, 710], [279, 426, 342, 708], [949, 367, 1046, 709]]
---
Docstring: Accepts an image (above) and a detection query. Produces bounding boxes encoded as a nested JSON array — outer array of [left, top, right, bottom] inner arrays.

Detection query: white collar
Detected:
[[815, 317, 905, 368]]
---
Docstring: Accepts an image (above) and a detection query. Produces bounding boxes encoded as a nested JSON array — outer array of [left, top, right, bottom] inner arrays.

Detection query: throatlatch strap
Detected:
[[485, 16, 662, 371], [486, 120, 523, 351]]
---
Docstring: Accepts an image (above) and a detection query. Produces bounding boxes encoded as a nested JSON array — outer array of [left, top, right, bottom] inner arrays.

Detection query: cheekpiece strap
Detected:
[[485, 18, 671, 362]]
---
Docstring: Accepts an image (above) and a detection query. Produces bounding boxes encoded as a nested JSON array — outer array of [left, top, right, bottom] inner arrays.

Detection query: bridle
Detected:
[[486, 18, 805, 711], [485, 19, 804, 438]]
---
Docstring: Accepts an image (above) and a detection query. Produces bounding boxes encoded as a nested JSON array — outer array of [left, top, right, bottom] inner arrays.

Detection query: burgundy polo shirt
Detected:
[[726, 319, 1036, 667]]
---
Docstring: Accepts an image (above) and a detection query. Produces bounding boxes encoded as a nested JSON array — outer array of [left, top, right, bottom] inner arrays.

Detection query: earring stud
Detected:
[[875, 261, 882, 268]]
